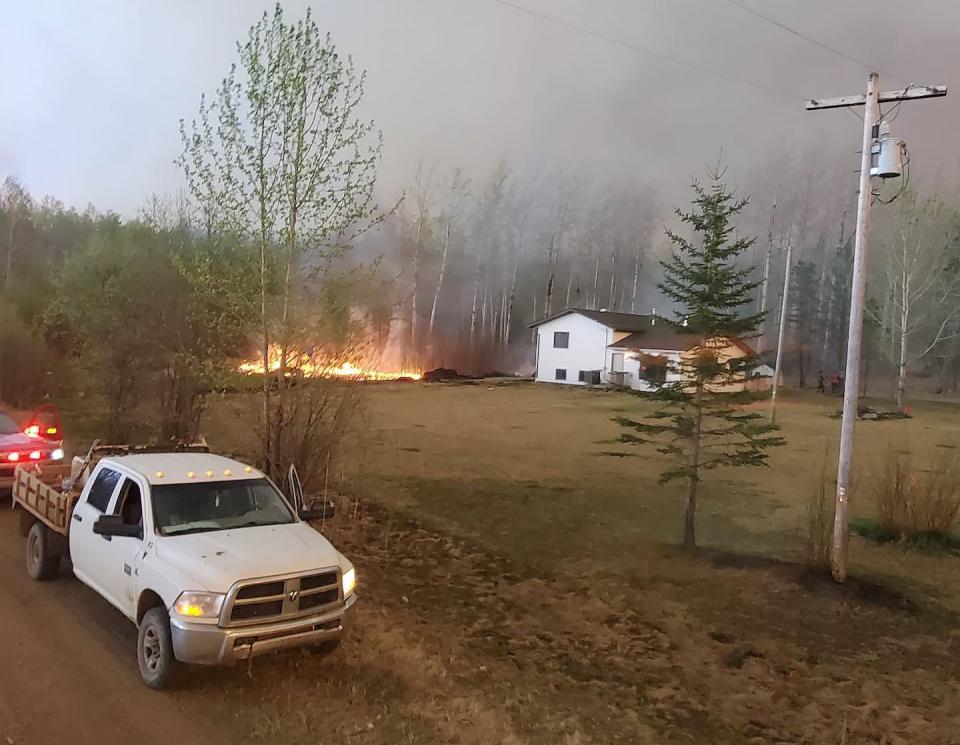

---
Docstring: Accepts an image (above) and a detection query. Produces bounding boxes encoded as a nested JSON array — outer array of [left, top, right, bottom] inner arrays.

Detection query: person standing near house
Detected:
[[816, 370, 825, 394], [830, 371, 840, 394]]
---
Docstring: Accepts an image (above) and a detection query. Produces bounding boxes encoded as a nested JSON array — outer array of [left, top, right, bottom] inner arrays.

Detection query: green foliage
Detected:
[[616, 168, 784, 548], [178, 3, 387, 483], [826, 235, 853, 371], [50, 223, 164, 439], [850, 516, 960, 554], [790, 259, 818, 386], [50, 218, 259, 441]]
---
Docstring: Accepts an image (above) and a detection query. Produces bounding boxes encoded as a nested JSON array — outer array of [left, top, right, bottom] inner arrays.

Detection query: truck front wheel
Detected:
[[26, 522, 60, 581], [138, 607, 178, 690]]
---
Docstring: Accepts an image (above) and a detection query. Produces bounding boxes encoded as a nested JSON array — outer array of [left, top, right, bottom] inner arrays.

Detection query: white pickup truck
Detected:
[[12, 447, 357, 689]]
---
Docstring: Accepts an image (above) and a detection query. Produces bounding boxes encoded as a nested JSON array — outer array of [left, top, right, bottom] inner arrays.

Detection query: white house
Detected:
[[530, 308, 767, 393]]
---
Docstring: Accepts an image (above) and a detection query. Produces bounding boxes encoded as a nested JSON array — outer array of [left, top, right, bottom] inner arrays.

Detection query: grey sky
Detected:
[[2, 0, 957, 214]]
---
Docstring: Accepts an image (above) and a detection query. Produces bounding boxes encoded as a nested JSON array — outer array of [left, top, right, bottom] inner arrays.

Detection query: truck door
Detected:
[[70, 465, 123, 602], [98, 475, 147, 615]]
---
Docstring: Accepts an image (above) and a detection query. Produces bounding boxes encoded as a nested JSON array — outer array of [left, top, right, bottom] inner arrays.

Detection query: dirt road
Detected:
[[0, 509, 237, 745]]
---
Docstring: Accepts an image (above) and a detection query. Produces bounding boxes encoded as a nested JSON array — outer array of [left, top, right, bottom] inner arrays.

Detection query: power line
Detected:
[[489, 0, 803, 104], [722, 0, 908, 85]]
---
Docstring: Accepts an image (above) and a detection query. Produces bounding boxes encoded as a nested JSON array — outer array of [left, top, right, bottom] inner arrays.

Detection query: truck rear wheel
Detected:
[[26, 522, 60, 581], [138, 606, 178, 690]]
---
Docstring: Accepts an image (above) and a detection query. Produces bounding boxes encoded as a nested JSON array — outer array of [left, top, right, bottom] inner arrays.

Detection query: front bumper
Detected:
[[170, 593, 357, 665]]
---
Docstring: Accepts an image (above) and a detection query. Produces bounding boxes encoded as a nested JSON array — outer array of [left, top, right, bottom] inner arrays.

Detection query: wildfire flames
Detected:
[[238, 349, 422, 381]]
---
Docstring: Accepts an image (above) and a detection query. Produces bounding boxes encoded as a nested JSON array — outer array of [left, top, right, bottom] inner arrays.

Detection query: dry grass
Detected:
[[805, 447, 835, 570], [873, 451, 960, 540], [55, 382, 960, 743]]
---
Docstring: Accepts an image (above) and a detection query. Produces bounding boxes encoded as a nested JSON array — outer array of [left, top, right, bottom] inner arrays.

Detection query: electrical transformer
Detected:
[[875, 136, 906, 179]]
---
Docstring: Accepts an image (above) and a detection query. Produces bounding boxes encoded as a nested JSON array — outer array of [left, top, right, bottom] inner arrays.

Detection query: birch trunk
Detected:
[[505, 239, 521, 344], [410, 212, 424, 355], [897, 265, 910, 409], [608, 251, 617, 308], [631, 240, 643, 313], [469, 255, 481, 341], [757, 196, 777, 356], [592, 252, 600, 309], [428, 223, 449, 340]]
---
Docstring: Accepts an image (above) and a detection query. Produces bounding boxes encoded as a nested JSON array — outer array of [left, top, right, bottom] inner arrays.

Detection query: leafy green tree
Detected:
[[51, 223, 166, 440], [179, 4, 386, 483], [50, 215, 258, 442], [617, 169, 785, 549]]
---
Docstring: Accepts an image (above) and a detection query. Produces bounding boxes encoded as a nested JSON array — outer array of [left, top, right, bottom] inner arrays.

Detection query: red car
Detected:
[[0, 404, 65, 490]]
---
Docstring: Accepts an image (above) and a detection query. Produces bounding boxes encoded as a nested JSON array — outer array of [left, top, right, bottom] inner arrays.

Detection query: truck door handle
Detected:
[[72, 514, 82, 523]]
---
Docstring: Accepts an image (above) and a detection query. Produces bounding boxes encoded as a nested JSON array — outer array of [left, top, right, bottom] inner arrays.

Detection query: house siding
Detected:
[[605, 347, 683, 392], [535, 314, 612, 385], [532, 311, 770, 393]]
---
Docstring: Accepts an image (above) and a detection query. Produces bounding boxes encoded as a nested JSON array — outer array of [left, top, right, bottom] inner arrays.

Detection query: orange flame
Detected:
[[238, 348, 421, 381]]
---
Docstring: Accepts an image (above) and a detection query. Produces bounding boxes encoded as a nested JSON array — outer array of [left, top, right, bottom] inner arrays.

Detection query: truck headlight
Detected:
[[173, 591, 225, 621], [342, 567, 356, 597]]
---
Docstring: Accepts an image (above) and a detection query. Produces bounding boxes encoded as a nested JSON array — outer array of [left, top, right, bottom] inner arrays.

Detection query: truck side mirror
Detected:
[[299, 501, 335, 521], [93, 514, 143, 540]]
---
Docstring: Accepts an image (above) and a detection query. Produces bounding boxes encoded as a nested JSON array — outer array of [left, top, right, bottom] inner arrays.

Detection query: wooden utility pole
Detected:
[[807, 78, 947, 582], [769, 235, 793, 424]]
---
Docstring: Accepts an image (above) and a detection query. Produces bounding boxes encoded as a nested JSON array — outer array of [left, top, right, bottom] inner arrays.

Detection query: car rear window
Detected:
[[0, 413, 19, 435]]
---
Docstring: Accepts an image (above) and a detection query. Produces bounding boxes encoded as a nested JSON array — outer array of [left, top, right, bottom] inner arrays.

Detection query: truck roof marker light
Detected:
[[156, 471, 164, 479], [187, 471, 196, 479], [244, 466, 253, 473], [223, 469, 232, 477], [23, 424, 40, 438], [29, 450, 41, 460], [205, 470, 214, 477], [6, 452, 19, 462]]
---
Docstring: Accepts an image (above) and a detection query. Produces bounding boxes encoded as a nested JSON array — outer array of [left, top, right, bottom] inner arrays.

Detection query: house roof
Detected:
[[529, 308, 653, 331], [529, 307, 757, 354], [610, 328, 757, 355], [608, 326, 700, 352]]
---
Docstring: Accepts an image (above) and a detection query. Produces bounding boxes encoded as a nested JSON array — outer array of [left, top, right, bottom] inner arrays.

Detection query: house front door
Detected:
[[611, 353, 624, 373]]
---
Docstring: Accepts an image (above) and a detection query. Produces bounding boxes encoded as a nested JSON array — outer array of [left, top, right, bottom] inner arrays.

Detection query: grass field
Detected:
[[61, 382, 960, 743]]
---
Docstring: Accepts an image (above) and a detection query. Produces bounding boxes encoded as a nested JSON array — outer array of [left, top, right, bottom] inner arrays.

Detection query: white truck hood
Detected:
[[154, 522, 343, 593]]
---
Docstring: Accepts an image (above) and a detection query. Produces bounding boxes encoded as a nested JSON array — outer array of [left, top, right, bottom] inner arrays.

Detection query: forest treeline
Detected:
[[2, 7, 959, 482]]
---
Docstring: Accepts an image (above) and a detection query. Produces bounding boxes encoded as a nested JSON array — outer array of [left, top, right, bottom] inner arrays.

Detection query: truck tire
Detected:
[[138, 606, 178, 690], [26, 522, 60, 581]]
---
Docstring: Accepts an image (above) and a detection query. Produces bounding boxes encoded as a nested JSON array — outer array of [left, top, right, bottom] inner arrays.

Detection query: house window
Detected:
[[577, 370, 585, 382], [641, 363, 668, 383], [553, 331, 569, 349], [555, 368, 567, 381]]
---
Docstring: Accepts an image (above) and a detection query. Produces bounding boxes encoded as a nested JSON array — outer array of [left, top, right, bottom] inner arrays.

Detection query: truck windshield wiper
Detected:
[[230, 520, 288, 529], [163, 526, 222, 536]]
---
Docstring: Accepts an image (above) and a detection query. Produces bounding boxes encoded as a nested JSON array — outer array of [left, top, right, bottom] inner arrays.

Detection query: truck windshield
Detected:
[[152, 478, 296, 536]]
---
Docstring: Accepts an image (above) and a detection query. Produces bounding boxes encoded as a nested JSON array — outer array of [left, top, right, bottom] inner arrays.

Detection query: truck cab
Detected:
[[62, 452, 356, 688]]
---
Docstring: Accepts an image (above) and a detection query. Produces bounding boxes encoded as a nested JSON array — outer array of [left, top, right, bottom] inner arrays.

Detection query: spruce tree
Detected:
[[790, 259, 819, 387], [617, 168, 784, 549]]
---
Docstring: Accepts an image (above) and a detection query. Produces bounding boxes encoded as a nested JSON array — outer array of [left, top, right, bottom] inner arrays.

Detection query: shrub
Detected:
[[805, 448, 835, 569], [0, 300, 54, 407], [872, 451, 960, 542]]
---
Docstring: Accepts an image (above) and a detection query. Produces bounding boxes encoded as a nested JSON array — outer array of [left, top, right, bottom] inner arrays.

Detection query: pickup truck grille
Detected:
[[225, 569, 340, 627]]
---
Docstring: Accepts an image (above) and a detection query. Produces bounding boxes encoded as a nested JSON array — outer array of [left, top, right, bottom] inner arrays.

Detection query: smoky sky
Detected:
[[2, 0, 958, 215]]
